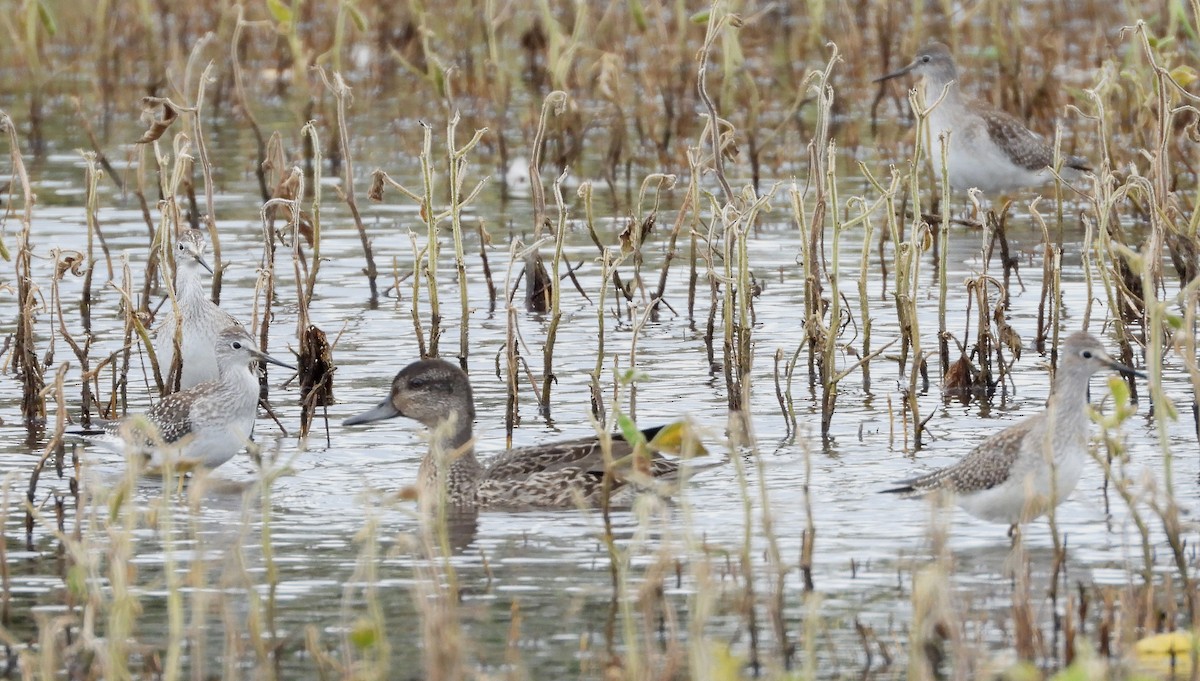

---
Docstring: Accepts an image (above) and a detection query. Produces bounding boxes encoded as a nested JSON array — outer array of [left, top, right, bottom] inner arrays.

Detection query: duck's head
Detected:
[[344, 358, 476, 429]]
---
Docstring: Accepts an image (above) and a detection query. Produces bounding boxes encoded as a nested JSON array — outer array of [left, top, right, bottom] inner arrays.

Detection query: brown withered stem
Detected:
[[2, 112, 46, 434], [230, 8, 274, 202], [318, 67, 378, 302]]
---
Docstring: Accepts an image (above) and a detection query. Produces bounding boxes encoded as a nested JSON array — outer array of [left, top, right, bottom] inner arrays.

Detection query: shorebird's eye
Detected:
[[1081, 350, 1093, 359], [178, 243, 186, 251], [231, 341, 243, 350], [921, 55, 931, 63]]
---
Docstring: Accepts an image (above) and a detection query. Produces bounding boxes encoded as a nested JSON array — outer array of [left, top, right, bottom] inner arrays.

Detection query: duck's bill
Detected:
[[872, 62, 916, 84], [344, 399, 401, 426], [254, 350, 296, 371]]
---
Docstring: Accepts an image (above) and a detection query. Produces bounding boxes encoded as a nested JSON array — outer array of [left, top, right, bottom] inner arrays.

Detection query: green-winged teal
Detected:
[[344, 358, 686, 509]]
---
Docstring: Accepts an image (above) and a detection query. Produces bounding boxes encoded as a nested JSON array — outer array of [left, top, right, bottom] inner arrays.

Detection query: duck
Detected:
[[343, 358, 692, 509]]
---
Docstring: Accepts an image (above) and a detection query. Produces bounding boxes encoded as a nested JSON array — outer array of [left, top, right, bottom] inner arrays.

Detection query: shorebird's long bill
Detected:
[[195, 254, 215, 274], [253, 349, 296, 371], [872, 61, 916, 83], [1105, 357, 1147, 380], [344, 399, 401, 426]]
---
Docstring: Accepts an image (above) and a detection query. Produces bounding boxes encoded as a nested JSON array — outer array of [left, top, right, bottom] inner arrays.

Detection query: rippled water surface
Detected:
[[0, 97, 1195, 679]]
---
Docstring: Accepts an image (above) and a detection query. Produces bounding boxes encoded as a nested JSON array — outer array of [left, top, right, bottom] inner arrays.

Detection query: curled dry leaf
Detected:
[[943, 353, 979, 405], [618, 213, 655, 254], [54, 250, 86, 279], [135, 98, 179, 144], [367, 170, 385, 202], [994, 308, 1023, 360]]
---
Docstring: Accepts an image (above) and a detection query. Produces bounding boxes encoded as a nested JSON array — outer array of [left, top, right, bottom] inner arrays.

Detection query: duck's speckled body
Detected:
[[344, 359, 682, 509]]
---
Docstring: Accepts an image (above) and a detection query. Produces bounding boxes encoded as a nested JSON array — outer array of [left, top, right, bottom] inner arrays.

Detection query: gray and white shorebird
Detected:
[[158, 229, 244, 389], [343, 358, 685, 510], [874, 42, 1090, 192], [73, 326, 294, 472], [884, 332, 1143, 527]]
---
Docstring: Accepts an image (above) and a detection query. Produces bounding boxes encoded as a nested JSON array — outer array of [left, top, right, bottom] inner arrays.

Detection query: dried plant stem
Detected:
[[319, 68, 377, 301], [444, 113, 489, 363], [540, 169, 569, 415], [2, 111, 45, 430]]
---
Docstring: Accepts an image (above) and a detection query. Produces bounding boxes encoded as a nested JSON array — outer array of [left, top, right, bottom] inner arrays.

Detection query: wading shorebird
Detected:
[[884, 331, 1143, 530], [343, 359, 694, 510], [72, 326, 294, 472], [158, 229, 244, 389], [874, 42, 1090, 192]]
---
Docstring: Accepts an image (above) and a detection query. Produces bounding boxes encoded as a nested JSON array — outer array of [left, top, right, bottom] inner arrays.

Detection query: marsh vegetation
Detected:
[[0, 1, 1199, 679]]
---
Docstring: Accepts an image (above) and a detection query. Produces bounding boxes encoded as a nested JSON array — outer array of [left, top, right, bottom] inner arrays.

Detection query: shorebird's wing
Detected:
[[884, 416, 1036, 496], [126, 394, 196, 445], [979, 108, 1089, 172], [937, 425, 1029, 494]]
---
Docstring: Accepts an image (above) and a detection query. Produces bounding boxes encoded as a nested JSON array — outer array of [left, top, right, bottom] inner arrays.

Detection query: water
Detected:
[[1, 87, 1195, 681]]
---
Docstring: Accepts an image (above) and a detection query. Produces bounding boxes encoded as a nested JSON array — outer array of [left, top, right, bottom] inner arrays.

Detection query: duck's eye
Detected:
[[408, 378, 426, 390], [1081, 350, 1093, 359]]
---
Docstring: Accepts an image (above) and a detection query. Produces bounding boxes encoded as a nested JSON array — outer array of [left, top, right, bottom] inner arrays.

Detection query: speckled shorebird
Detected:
[[343, 359, 685, 509], [158, 229, 243, 389], [874, 42, 1090, 192], [884, 332, 1143, 528], [74, 326, 293, 472]]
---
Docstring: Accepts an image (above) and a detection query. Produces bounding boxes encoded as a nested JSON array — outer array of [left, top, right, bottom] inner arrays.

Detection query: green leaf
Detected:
[[689, 9, 710, 23], [648, 420, 710, 457], [1107, 375, 1130, 405], [616, 413, 643, 446], [36, 0, 57, 36], [346, 2, 368, 32], [1169, 66, 1197, 88], [349, 618, 378, 649], [66, 564, 88, 600], [267, 0, 293, 25], [627, 0, 646, 30]]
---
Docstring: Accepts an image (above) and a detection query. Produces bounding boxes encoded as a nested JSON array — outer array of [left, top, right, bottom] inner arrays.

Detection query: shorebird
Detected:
[[343, 359, 693, 509], [874, 42, 1090, 192], [884, 331, 1143, 528], [73, 326, 293, 472], [158, 229, 243, 389]]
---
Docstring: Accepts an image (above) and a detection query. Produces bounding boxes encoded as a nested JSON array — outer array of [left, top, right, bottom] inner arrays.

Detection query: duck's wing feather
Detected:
[[484, 425, 670, 480]]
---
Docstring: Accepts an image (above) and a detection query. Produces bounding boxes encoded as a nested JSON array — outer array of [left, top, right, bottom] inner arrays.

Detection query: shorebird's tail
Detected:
[[1065, 155, 1091, 173], [880, 481, 922, 498], [880, 470, 945, 498]]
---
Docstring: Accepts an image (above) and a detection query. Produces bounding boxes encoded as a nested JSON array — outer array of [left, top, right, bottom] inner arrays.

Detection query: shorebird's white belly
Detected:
[[956, 445, 1086, 524], [927, 110, 1046, 192]]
